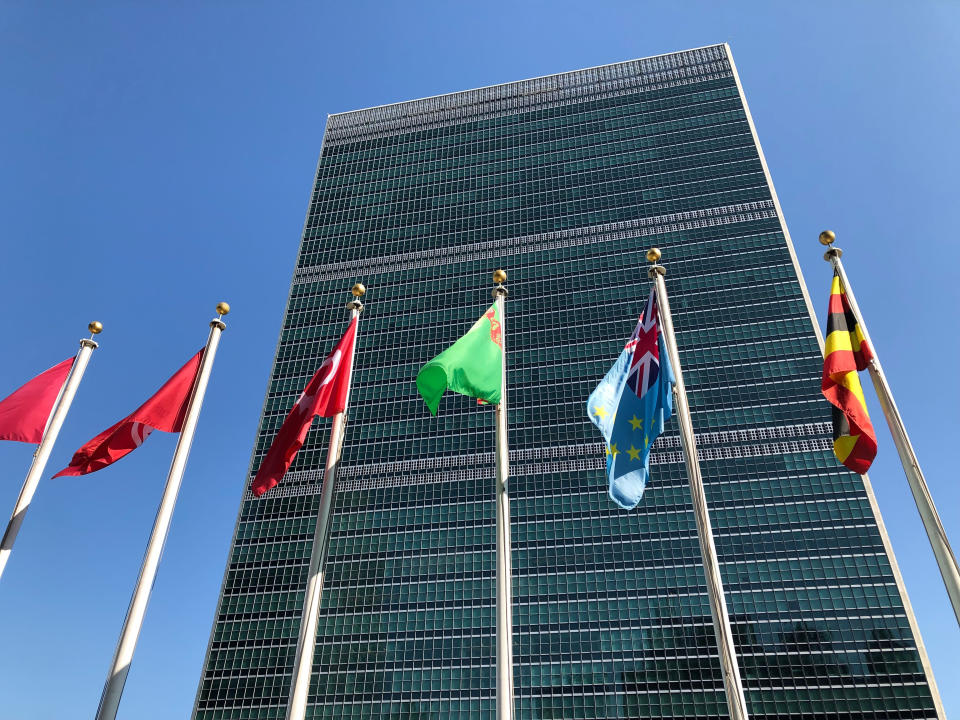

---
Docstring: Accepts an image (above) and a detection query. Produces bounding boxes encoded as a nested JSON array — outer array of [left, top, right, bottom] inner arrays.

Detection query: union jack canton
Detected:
[[587, 289, 675, 509]]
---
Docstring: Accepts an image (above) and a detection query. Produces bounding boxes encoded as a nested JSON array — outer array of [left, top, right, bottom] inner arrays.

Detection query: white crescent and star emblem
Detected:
[[130, 421, 153, 447], [296, 349, 342, 407]]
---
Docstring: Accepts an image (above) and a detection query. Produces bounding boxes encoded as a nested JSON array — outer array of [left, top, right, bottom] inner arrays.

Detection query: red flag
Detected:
[[0, 357, 74, 444], [252, 317, 357, 497], [54, 350, 203, 478]]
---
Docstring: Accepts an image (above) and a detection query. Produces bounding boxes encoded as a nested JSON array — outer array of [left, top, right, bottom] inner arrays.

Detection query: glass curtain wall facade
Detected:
[[193, 45, 942, 720]]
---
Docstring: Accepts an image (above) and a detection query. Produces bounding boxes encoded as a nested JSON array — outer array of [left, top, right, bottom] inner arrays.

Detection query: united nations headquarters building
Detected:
[[191, 45, 944, 719]]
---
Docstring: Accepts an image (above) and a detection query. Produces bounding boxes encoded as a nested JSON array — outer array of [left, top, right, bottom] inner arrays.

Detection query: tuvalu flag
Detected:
[[0, 357, 74, 444], [54, 351, 202, 477], [252, 316, 357, 497], [416, 305, 503, 415], [587, 289, 674, 509], [822, 271, 877, 474]]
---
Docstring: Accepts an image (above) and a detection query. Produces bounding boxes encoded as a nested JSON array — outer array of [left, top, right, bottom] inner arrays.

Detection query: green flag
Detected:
[[416, 304, 503, 415]]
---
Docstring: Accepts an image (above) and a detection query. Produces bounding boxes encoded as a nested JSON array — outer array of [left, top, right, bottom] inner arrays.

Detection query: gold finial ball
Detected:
[[819, 230, 836, 246], [492, 269, 507, 284], [88, 321, 103, 335], [216, 302, 231, 316], [646, 247, 662, 263], [351, 283, 366, 297]]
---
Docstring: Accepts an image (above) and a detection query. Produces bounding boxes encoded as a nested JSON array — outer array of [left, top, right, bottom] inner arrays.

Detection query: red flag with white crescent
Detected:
[[53, 351, 203, 477], [252, 317, 357, 497]]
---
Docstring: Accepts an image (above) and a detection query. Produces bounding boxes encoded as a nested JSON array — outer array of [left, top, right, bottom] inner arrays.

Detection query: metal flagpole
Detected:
[[286, 284, 365, 720], [820, 231, 960, 625], [0, 321, 103, 583], [492, 269, 515, 720], [647, 249, 751, 720], [95, 303, 229, 720]]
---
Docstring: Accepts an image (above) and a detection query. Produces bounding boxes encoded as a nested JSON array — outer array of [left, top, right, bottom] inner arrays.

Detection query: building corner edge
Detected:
[[722, 41, 945, 720]]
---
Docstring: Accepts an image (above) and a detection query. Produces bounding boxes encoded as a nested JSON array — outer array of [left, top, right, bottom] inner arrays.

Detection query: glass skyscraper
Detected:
[[192, 45, 944, 719]]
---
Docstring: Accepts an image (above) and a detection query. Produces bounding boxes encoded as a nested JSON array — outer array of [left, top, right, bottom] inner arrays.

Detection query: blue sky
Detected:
[[1, 2, 959, 718]]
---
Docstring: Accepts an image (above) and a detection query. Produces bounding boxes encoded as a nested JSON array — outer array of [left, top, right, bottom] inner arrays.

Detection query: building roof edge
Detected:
[[327, 44, 728, 120]]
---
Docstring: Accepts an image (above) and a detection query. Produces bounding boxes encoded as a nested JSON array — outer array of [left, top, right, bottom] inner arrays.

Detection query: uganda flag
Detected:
[[822, 271, 877, 474]]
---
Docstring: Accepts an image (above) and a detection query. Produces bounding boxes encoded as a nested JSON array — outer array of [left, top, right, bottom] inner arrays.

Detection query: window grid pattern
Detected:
[[192, 45, 938, 720]]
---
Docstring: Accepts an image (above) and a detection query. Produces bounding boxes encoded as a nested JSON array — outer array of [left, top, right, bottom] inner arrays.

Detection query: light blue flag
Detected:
[[587, 290, 675, 509]]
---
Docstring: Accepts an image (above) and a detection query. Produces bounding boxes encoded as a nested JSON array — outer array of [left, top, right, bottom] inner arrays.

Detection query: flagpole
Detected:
[[492, 269, 515, 720], [286, 284, 365, 720], [95, 303, 229, 720], [820, 231, 960, 624], [0, 322, 103, 583], [647, 249, 750, 720]]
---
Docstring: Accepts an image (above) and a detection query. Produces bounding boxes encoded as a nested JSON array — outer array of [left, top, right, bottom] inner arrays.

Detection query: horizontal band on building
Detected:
[[241, 423, 832, 499], [292, 200, 776, 285], [334, 440, 833, 493]]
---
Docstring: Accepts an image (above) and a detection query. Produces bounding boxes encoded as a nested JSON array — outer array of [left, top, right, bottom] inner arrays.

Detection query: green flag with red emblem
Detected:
[[416, 305, 503, 415]]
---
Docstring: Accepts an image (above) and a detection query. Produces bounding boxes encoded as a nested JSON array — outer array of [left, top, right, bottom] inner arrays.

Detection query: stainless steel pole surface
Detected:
[[0, 332, 100, 582], [95, 309, 227, 720], [493, 280, 515, 720], [286, 300, 362, 720], [826, 246, 960, 625], [649, 262, 750, 720]]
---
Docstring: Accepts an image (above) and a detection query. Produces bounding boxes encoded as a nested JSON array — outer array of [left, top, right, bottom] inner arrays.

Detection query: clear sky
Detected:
[[1, 2, 958, 718]]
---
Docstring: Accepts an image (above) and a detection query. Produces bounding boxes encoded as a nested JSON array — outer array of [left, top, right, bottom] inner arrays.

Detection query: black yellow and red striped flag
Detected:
[[821, 271, 877, 473]]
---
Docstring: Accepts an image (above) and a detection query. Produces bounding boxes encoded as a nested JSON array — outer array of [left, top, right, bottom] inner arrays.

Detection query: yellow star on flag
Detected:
[[627, 445, 641, 461], [606, 443, 619, 458], [629, 415, 643, 430], [593, 406, 608, 420]]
